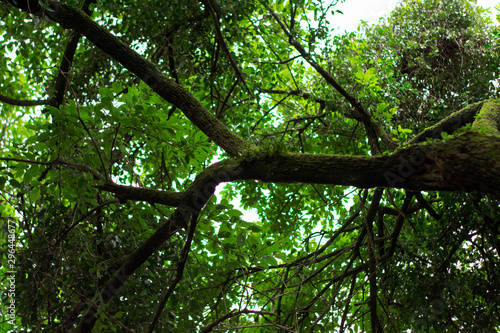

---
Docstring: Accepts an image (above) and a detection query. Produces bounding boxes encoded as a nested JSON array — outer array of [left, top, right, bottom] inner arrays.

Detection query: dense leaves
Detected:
[[1, 0, 499, 332]]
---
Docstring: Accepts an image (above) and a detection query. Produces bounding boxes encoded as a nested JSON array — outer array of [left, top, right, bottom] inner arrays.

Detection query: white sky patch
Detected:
[[333, 0, 499, 34], [332, 0, 399, 33]]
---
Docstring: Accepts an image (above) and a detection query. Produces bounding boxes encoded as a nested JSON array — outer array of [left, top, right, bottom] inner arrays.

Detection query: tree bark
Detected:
[[99, 130, 500, 205]]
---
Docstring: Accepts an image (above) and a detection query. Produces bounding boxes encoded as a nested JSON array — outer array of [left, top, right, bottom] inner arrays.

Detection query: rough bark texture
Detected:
[[99, 130, 500, 205], [409, 101, 483, 143]]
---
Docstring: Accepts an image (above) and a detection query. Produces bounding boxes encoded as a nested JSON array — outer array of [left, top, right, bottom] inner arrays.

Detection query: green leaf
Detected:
[[112, 82, 122, 94], [227, 209, 242, 217], [218, 231, 232, 239], [99, 87, 113, 98], [113, 311, 124, 319], [237, 233, 246, 248], [9, 179, 20, 188]]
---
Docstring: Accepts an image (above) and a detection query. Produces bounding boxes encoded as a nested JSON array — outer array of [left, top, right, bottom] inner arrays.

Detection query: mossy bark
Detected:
[[100, 129, 500, 205], [472, 99, 500, 136]]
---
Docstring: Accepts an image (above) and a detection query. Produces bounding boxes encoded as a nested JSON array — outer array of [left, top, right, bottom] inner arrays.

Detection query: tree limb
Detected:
[[97, 129, 500, 206], [0, 94, 52, 106], [9, 0, 253, 158]]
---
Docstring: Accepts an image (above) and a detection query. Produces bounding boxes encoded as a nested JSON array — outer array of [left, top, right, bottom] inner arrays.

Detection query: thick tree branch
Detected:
[[408, 99, 500, 145], [365, 189, 383, 333], [49, 0, 95, 108], [408, 100, 484, 144], [96, 158, 236, 207], [72, 205, 194, 332], [97, 127, 500, 208], [0, 157, 106, 181], [0, 93, 52, 106], [472, 99, 500, 136], [48, 29, 84, 109], [9, 0, 253, 158], [246, 133, 498, 196], [70, 160, 228, 330]]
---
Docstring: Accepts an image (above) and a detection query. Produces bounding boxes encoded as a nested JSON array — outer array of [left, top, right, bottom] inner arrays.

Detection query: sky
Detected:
[[332, 0, 499, 34]]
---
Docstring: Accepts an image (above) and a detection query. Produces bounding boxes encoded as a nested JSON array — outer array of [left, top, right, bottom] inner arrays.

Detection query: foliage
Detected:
[[0, 0, 499, 332]]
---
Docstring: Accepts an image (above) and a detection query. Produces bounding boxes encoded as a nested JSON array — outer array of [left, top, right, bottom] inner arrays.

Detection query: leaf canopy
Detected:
[[1, 0, 499, 332]]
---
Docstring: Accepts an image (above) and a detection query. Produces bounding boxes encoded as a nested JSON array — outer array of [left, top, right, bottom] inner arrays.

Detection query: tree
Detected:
[[1, 0, 499, 331]]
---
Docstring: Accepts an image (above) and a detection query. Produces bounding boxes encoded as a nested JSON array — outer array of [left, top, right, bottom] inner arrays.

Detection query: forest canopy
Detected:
[[1, 0, 500, 332]]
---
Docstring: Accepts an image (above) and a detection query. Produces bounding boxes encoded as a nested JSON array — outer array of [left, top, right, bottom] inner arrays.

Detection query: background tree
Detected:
[[1, 0, 499, 332]]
